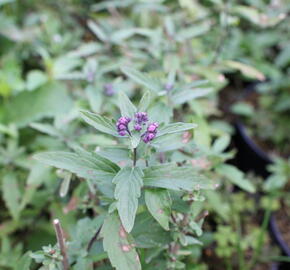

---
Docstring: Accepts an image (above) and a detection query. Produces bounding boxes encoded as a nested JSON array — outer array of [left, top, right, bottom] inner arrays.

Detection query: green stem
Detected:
[[133, 148, 137, 167], [248, 196, 273, 269]]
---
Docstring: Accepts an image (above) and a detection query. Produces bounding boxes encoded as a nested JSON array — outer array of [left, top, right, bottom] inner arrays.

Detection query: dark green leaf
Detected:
[[145, 189, 171, 230], [143, 165, 216, 191], [112, 166, 144, 232], [101, 214, 141, 270]]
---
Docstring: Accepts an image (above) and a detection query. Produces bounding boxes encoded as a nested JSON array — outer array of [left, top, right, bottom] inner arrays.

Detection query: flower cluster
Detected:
[[142, 122, 159, 143], [134, 112, 148, 131], [116, 112, 159, 143], [116, 117, 131, 136]]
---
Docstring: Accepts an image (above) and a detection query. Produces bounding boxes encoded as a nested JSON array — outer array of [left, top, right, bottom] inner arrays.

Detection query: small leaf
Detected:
[[60, 172, 72, 197], [80, 110, 118, 137], [2, 173, 21, 220], [216, 164, 256, 193], [138, 91, 151, 112], [156, 122, 197, 137], [145, 189, 171, 230], [212, 134, 231, 153], [112, 166, 144, 232], [121, 66, 162, 93], [118, 91, 137, 118]]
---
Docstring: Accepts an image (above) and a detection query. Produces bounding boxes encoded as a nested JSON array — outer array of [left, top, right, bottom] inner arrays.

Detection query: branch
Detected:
[[53, 219, 69, 270]]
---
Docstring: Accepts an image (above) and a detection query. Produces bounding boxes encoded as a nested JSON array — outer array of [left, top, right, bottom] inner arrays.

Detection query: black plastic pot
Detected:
[[232, 121, 272, 178], [232, 121, 290, 266]]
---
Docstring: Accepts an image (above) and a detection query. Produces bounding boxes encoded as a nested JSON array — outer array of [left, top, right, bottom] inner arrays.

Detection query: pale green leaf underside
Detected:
[[156, 122, 197, 137], [113, 166, 144, 232], [101, 214, 141, 270], [80, 110, 118, 137]]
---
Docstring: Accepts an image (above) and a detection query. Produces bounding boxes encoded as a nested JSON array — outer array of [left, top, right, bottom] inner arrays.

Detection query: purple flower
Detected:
[[164, 83, 173, 92], [116, 116, 131, 136], [103, 84, 115, 96], [142, 122, 159, 143], [134, 124, 142, 131], [133, 112, 148, 132], [135, 112, 148, 124]]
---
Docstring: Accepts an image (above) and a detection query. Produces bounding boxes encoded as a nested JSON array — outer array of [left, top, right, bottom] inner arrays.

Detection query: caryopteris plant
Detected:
[[33, 90, 217, 270]]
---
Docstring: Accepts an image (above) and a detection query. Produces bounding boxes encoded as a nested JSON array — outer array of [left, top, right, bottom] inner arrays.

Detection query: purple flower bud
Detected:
[[103, 84, 115, 96], [119, 117, 131, 124], [118, 130, 126, 136], [116, 116, 131, 136], [134, 124, 142, 131], [117, 124, 127, 130], [165, 83, 173, 91], [135, 112, 148, 125], [142, 121, 159, 143]]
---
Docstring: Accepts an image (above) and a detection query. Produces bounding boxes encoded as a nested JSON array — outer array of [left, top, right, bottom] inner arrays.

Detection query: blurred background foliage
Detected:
[[0, 0, 290, 269]]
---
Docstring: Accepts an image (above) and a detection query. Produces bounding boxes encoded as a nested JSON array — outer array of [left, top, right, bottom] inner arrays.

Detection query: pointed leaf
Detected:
[[2, 173, 21, 220], [112, 167, 143, 232], [156, 122, 197, 137], [216, 164, 256, 193], [118, 91, 137, 118], [143, 165, 216, 191], [145, 189, 171, 230], [34, 149, 119, 182], [101, 214, 141, 270], [121, 66, 162, 93], [80, 110, 118, 136], [138, 91, 151, 112]]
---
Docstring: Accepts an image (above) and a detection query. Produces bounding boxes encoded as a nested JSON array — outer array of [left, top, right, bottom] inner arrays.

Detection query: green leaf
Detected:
[[145, 189, 171, 230], [34, 149, 119, 183], [30, 123, 60, 137], [121, 66, 162, 93], [118, 91, 137, 118], [230, 102, 254, 117], [14, 252, 32, 270], [156, 122, 197, 137], [87, 20, 109, 42], [80, 110, 119, 137], [112, 167, 144, 232], [101, 214, 141, 270], [216, 164, 256, 193], [85, 85, 103, 113], [171, 87, 212, 105], [59, 172, 72, 197], [138, 91, 151, 112], [2, 173, 21, 220], [212, 134, 231, 153], [3, 82, 73, 127], [143, 165, 216, 191], [224, 60, 265, 81], [26, 70, 47, 91]]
